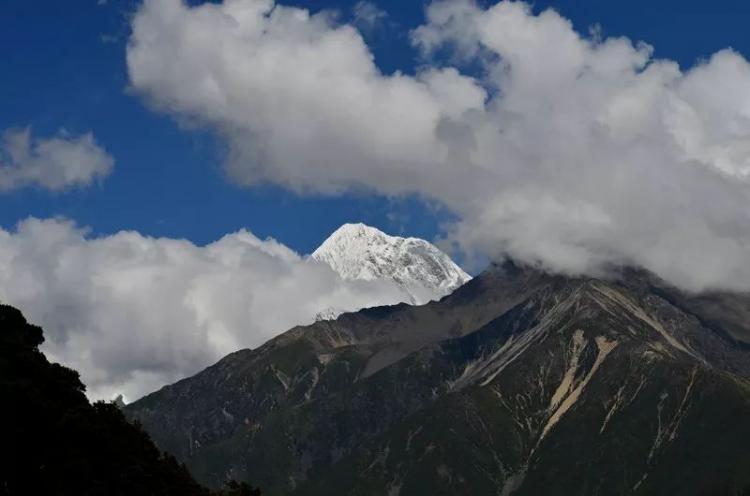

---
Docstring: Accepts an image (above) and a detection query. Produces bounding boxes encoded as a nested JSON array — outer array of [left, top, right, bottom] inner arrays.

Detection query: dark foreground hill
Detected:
[[126, 263, 750, 495], [0, 304, 260, 496]]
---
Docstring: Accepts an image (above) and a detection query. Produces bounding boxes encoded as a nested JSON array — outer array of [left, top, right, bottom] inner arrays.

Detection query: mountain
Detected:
[[0, 303, 263, 496], [311, 223, 471, 307], [125, 263, 750, 495]]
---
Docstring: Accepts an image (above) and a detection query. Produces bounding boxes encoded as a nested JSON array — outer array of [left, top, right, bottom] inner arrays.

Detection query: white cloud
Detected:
[[352, 1, 387, 31], [127, 0, 485, 196], [0, 218, 415, 401], [0, 128, 113, 192], [127, 0, 750, 292], [412, 1, 750, 291]]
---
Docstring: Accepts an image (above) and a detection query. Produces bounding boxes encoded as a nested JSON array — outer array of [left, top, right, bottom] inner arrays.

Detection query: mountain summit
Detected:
[[312, 223, 471, 306]]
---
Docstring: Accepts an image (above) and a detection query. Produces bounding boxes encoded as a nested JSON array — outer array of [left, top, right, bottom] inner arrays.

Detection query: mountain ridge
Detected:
[[125, 262, 750, 495]]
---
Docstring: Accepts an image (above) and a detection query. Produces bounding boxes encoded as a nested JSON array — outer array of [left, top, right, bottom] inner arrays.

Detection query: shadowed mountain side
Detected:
[[622, 268, 750, 347], [126, 263, 750, 495]]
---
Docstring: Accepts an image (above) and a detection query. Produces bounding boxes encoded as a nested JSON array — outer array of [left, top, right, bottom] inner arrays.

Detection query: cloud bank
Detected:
[[0, 218, 412, 401], [0, 128, 113, 192], [128, 0, 750, 292]]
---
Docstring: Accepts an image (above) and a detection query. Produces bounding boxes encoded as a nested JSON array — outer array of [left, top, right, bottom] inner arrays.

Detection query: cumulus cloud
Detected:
[[127, 0, 486, 196], [0, 128, 113, 192], [127, 0, 750, 292], [0, 218, 412, 401]]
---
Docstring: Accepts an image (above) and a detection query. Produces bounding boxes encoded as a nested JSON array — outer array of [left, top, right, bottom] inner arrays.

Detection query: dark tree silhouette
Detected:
[[0, 304, 261, 496], [220, 480, 263, 496]]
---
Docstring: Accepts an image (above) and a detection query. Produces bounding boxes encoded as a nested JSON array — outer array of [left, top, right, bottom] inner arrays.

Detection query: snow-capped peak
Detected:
[[312, 223, 471, 306]]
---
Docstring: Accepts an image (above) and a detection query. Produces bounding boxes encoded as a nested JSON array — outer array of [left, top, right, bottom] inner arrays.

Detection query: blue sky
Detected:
[[2, 0, 750, 254], [6, 0, 750, 400]]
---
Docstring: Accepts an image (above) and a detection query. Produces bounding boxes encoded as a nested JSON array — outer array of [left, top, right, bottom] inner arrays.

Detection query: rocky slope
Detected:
[[311, 223, 471, 307], [125, 263, 750, 495]]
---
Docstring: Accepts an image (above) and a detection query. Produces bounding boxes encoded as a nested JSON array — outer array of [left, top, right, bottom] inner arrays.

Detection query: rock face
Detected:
[[125, 263, 750, 495], [311, 223, 471, 306]]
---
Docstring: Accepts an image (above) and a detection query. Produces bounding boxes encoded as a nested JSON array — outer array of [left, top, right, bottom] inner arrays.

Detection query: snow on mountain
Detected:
[[311, 223, 471, 310]]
